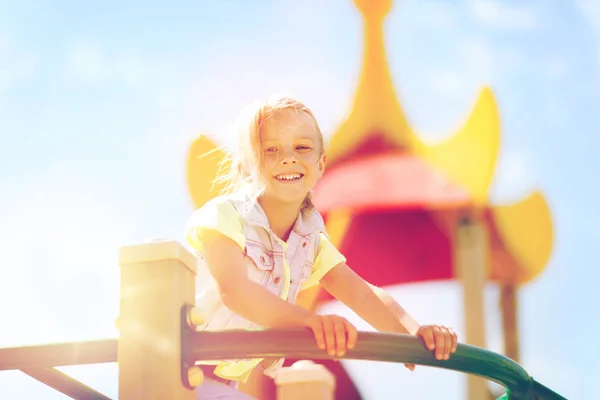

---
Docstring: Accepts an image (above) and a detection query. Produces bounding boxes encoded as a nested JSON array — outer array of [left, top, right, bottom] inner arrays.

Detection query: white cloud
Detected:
[[67, 42, 106, 82], [576, 0, 600, 37], [409, 37, 499, 143], [0, 171, 134, 345], [490, 150, 536, 204], [419, 3, 460, 29], [0, 34, 36, 91], [65, 39, 171, 90], [425, 38, 494, 106], [0, 34, 9, 53], [428, 70, 467, 101], [466, 0, 540, 30], [400, 1, 460, 30], [0, 33, 36, 113], [545, 98, 571, 127], [160, 16, 356, 147], [545, 56, 569, 79], [114, 54, 147, 88], [462, 38, 495, 82], [576, 0, 600, 67]]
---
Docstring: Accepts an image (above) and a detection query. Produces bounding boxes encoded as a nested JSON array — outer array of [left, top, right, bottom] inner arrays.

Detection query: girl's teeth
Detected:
[[277, 174, 301, 180]]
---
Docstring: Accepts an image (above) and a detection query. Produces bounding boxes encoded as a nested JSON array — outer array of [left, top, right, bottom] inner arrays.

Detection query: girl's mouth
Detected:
[[274, 173, 304, 181]]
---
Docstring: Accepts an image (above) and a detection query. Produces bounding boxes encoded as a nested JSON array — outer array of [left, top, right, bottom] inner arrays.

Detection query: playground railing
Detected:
[[0, 327, 567, 400], [0, 239, 567, 400]]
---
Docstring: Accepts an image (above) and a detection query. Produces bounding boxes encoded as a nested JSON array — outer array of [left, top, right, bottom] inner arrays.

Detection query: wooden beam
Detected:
[[500, 282, 520, 363], [455, 214, 489, 400], [118, 239, 197, 400]]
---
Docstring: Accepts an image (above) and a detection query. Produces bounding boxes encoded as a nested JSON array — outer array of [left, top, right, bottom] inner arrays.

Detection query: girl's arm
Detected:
[[201, 230, 358, 356], [202, 228, 313, 328], [319, 262, 457, 362], [319, 262, 420, 335]]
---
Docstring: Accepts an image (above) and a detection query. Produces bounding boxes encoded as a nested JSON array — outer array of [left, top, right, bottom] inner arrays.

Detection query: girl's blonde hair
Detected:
[[217, 95, 325, 210]]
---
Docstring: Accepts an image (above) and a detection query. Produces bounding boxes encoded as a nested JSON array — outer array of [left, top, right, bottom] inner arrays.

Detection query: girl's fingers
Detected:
[[432, 326, 445, 360], [322, 318, 336, 356], [439, 326, 451, 360], [345, 320, 358, 350], [420, 326, 436, 351], [310, 315, 358, 358], [310, 320, 326, 351], [449, 328, 458, 353], [333, 317, 347, 357], [419, 324, 459, 360]]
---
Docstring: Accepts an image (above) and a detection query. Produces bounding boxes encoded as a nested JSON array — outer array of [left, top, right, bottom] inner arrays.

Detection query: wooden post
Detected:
[[274, 360, 335, 400], [500, 282, 520, 363], [118, 239, 198, 400], [456, 215, 489, 400]]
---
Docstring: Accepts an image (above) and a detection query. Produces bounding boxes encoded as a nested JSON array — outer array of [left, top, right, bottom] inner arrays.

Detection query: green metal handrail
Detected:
[[182, 328, 567, 400]]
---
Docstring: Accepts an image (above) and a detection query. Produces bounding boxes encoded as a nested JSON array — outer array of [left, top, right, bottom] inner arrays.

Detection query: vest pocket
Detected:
[[299, 260, 314, 283], [244, 244, 274, 286]]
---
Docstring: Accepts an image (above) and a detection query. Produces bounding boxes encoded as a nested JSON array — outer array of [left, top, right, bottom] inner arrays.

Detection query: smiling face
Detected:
[[259, 108, 326, 205]]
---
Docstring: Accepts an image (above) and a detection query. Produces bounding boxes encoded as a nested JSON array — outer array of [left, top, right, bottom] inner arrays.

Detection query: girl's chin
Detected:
[[262, 190, 309, 205]]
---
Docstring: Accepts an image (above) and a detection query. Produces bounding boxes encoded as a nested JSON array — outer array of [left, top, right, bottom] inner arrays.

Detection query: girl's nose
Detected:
[[281, 155, 297, 164], [280, 150, 298, 164]]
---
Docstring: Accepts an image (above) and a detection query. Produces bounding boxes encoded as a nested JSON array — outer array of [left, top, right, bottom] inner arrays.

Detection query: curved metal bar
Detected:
[[182, 328, 566, 399]]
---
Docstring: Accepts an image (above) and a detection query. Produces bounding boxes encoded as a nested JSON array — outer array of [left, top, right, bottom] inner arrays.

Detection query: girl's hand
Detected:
[[305, 314, 358, 358], [405, 325, 458, 371]]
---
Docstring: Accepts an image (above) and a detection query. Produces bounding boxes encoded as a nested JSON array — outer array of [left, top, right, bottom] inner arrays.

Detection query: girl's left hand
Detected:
[[404, 325, 458, 371]]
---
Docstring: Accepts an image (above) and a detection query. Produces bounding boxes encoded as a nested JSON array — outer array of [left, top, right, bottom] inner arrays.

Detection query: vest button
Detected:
[[302, 241, 308, 248], [273, 276, 281, 285]]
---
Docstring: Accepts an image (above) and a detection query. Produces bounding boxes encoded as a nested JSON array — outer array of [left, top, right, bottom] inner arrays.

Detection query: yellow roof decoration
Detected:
[[187, 135, 229, 209], [329, 0, 500, 206], [493, 191, 554, 282]]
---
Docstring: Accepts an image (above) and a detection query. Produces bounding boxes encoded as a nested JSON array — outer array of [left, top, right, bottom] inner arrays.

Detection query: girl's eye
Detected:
[[296, 145, 311, 151], [265, 147, 278, 153]]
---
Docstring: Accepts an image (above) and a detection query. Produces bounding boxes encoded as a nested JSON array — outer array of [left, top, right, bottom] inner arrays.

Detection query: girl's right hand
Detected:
[[304, 314, 358, 358]]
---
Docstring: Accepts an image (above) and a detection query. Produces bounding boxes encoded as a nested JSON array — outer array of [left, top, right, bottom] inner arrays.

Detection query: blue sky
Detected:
[[0, 0, 598, 398]]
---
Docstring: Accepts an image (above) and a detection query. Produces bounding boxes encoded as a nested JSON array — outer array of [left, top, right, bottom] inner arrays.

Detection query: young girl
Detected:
[[185, 96, 458, 399]]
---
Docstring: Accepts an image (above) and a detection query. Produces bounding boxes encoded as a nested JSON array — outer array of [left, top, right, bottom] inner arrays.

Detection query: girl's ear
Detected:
[[318, 154, 327, 174]]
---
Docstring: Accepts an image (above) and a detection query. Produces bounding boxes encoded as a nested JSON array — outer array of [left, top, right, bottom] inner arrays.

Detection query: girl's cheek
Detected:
[[263, 158, 277, 168], [299, 152, 317, 161]]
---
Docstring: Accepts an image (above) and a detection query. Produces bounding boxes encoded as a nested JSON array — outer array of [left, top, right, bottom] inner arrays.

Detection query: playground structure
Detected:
[[186, 0, 554, 399], [0, 239, 566, 399]]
